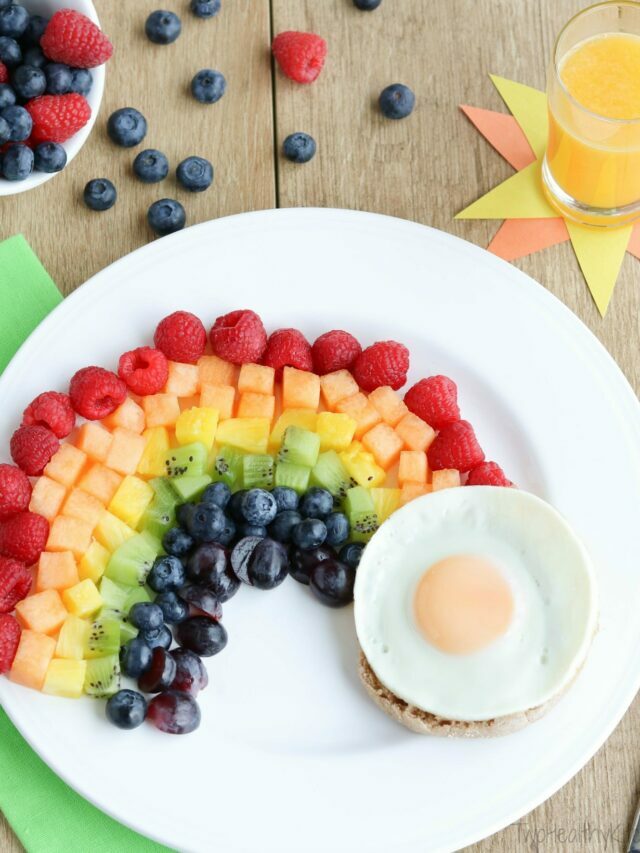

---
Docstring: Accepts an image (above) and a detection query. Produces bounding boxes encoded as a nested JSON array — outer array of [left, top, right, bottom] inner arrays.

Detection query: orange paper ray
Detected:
[[460, 106, 536, 171], [626, 222, 640, 260], [488, 218, 569, 261]]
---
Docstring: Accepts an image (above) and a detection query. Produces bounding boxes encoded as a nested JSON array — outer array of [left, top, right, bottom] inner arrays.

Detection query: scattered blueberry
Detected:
[[240, 489, 277, 526], [186, 502, 225, 542], [271, 486, 299, 513], [0, 5, 29, 39], [22, 45, 44, 68], [177, 616, 228, 656], [176, 155, 213, 192], [0, 36, 21, 67], [107, 107, 148, 147], [120, 637, 153, 678], [283, 132, 316, 164], [338, 541, 365, 570], [245, 538, 289, 590], [154, 591, 189, 624], [190, 0, 221, 18], [141, 623, 173, 650], [1, 143, 32, 180], [291, 518, 327, 550], [379, 83, 415, 119], [0, 114, 8, 143], [0, 83, 15, 109], [238, 522, 267, 538], [138, 647, 177, 692], [33, 142, 66, 173], [170, 648, 208, 696], [269, 510, 302, 543], [309, 559, 356, 607], [83, 178, 117, 211], [106, 689, 147, 730], [227, 489, 247, 522], [162, 526, 193, 557], [44, 62, 72, 95], [191, 68, 226, 104], [128, 602, 164, 633], [133, 148, 169, 183], [11, 63, 45, 98], [147, 198, 186, 236], [1, 104, 31, 141], [23, 14, 48, 45], [353, 0, 382, 8], [216, 514, 236, 547], [69, 67, 92, 96], [324, 512, 350, 547], [289, 545, 336, 585], [176, 501, 196, 528], [201, 481, 231, 509], [147, 554, 186, 592], [300, 488, 333, 519], [147, 690, 201, 734], [181, 585, 223, 620], [145, 10, 182, 45]]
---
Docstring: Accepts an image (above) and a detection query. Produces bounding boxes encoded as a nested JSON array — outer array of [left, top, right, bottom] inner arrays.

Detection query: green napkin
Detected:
[[0, 235, 170, 853]]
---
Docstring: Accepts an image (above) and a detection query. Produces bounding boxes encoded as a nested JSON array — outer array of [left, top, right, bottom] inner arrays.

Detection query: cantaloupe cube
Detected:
[[62, 489, 105, 530], [103, 397, 145, 434], [320, 370, 360, 409], [61, 579, 103, 618], [198, 354, 238, 387], [75, 422, 112, 462], [395, 413, 436, 452], [398, 450, 428, 485], [179, 395, 201, 412], [36, 552, 79, 592], [368, 386, 409, 427], [10, 630, 56, 690], [43, 658, 87, 698], [16, 590, 67, 635], [142, 393, 181, 428], [432, 469, 461, 491], [316, 412, 357, 452], [175, 407, 219, 449], [283, 367, 320, 411], [44, 444, 87, 488], [238, 363, 275, 396], [94, 511, 136, 552], [200, 384, 235, 420], [78, 465, 123, 505], [237, 393, 275, 420], [269, 410, 317, 450], [105, 428, 147, 475], [137, 427, 171, 477], [335, 393, 382, 439], [47, 516, 93, 559], [108, 476, 154, 528], [362, 423, 404, 469], [55, 615, 90, 660], [29, 476, 66, 521], [78, 540, 110, 583], [400, 482, 433, 505], [165, 361, 200, 397]]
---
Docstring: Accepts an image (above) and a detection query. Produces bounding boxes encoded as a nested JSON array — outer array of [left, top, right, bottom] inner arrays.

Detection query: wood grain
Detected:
[[2, 1, 640, 851]]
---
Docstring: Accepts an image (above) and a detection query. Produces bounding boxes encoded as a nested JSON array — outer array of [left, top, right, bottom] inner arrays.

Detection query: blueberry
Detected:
[[107, 107, 147, 147], [177, 616, 227, 656], [128, 602, 164, 633], [147, 555, 186, 592], [1, 143, 32, 180], [201, 481, 231, 509], [238, 522, 267, 538], [23, 14, 48, 45], [216, 514, 236, 547], [170, 648, 208, 695], [69, 67, 92, 96], [300, 487, 333, 519], [0, 114, 8, 143], [145, 10, 181, 44], [119, 637, 153, 678], [271, 486, 299, 513], [10, 63, 44, 99], [138, 647, 177, 692], [162, 526, 193, 557], [34, 142, 66, 173], [44, 62, 71, 95], [190, 0, 221, 18], [133, 147, 169, 183], [176, 155, 213, 192], [0, 36, 21, 67], [186, 502, 225, 542], [228, 489, 247, 522], [0, 83, 15, 109], [147, 198, 186, 236], [154, 591, 189, 624], [1, 104, 31, 141], [83, 178, 117, 211], [191, 68, 226, 104], [147, 690, 201, 734], [379, 83, 415, 120], [338, 541, 365, 570], [291, 518, 327, 550], [106, 689, 147, 730], [246, 538, 289, 590], [324, 512, 350, 547], [282, 132, 316, 164], [141, 624, 173, 651], [269, 510, 302, 543], [353, 0, 382, 8], [288, 544, 336, 585], [309, 559, 355, 607], [0, 5, 29, 39], [176, 501, 196, 528], [22, 45, 44, 68], [240, 488, 277, 526]]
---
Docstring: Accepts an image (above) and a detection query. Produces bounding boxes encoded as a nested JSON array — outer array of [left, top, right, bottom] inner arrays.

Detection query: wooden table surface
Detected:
[[1, 1, 639, 850]]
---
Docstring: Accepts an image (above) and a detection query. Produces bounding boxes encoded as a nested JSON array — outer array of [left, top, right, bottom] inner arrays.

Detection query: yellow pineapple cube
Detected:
[[105, 427, 147, 475], [282, 367, 320, 410], [340, 444, 386, 488], [79, 540, 110, 583], [94, 511, 136, 552], [200, 384, 235, 420], [269, 410, 317, 450], [215, 418, 270, 454], [44, 444, 87, 488], [165, 361, 200, 397], [43, 658, 87, 698], [108, 476, 154, 528], [62, 488, 105, 530], [75, 422, 112, 462], [142, 393, 181, 428], [137, 427, 171, 478], [175, 407, 219, 450], [78, 464, 123, 505], [236, 393, 275, 420], [47, 516, 93, 559], [371, 487, 402, 522], [238, 363, 275, 396], [62, 579, 103, 618], [55, 615, 90, 660], [29, 476, 66, 521], [103, 397, 146, 434], [198, 355, 238, 387], [316, 412, 357, 452]]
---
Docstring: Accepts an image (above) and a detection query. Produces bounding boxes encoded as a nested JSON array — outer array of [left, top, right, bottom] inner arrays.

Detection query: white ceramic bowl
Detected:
[[0, 0, 105, 196]]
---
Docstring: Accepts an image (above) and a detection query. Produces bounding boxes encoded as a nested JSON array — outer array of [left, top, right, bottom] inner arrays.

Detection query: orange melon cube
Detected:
[[179, 395, 201, 412], [400, 482, 433, 505], [200, 384, 235, 420], [36, 551, 79, 592], [236, 392, 275, 420], [105, 428, 147, 475], [198, 355, 238, 387], [47, 516, 93, 559], [335, 393, 382, 440], [361, 423, 404, 469], [432, 469, 461, 491], [282, 367, 320, 411], [78, 465, 123, 505], [103, 397, 146, 434], [398, 450, 428, 485], [368, 386, 409, 427], [10, 630, 56, 690], [44, 444, 87, 489], [29, 476, 66, 522], [62, 489, 105, 530], [165, 361, 200, 397], [16, 590, 67, 635], [395, 413, 436, 452], [320, 370, 360, 409], [142, 393, 181, 428], [75, 422, 112, 462], [238, 363, 275, 396]]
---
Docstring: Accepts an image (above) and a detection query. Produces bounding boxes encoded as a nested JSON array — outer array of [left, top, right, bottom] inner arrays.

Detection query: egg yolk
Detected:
[[413, 555, 513, 654]]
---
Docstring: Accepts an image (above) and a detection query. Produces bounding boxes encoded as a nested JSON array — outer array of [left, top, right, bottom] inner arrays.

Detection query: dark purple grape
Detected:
[[181, 585, 223, 620], [138, 647, 177, 692], [177, 616, 227, 656], [309, 559, 356, 607], [147, 690, 201, 734], [288, 545, 336, 585], [187, 542, 229, 584], [170, 648, 208, 696], [230, 536, 262, 584], [207, 566, 240, 602], [246, 538, 289, 590]]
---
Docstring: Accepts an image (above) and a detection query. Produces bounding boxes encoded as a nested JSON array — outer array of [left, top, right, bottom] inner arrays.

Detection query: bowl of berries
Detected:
[[0, 0, 111, 194]]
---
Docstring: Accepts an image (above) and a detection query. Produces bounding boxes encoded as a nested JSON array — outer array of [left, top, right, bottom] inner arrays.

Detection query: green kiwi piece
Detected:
[[311, 451, 357, 503], [84, 618, 121, 660], [171, 474, 212, 502], [162, 443, 208, 478], [277, 427, 321, 468], [84, 654, 121, 698], [344, 486, 379, 542], [274, 461, 311, 494], [212, 445, 244, 488], [105, 531, 161, 587], [242, 454, 274, 489], [141, 478, 180, 539]]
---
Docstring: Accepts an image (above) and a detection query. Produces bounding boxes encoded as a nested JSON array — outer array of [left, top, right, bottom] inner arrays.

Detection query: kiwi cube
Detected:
[[311, 451, 357, 503], [274, 461, 311, 494], [212, 445, 245, 488], [242, 454, 275, 489], [277, 427, 321, 468], [344, 486, 379, 542], [105, 531, 162, 587], [162, 443, 208, 478], [83, 654, 121, 698], [172, 474, 213, 502], [84, 618, 121, 659]]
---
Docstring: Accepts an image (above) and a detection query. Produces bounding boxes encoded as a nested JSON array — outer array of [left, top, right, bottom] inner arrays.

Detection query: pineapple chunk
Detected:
[[340, 444, 386, 488], [215, 418, 270, 454], [56, 615, 90, 660], [137, 427, 171, 478], [316, 412, 357, 452], [62, 579, 103, 618], [43, 659, 87, 698], [79, 540, 110, 583], [109, 476, 154, 528], [175, 407, 219, 450], [94, 511, 136, 552], [371, 488, 402, 523]]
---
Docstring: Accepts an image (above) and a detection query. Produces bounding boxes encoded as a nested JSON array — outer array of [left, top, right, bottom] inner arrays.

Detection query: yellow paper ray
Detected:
[[456, 161, 558, 220], [566, 221, 632, 316], [490, 75, 548, 159]]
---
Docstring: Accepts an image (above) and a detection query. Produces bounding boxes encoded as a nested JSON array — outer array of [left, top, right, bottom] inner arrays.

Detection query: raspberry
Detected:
[[41, 9, 113, 68], [118, 347, 169, 396], [272, 31, 327, 84], [312, 330, 362, 375], [0, 465, 32, 520], [0, 559, 32, 615], [262, 328, 313, 374], [0, 512, 49, 566], [466, 461, 513, 487], [69, 366, 127, 420], [353, 341, 409, 391], [0, 614, 21, 673], [154, 311, 207, 364], [0, 62, 7, 84], [404, 376, 460, 430], [10, 426, 59, 476], [26, 93, 91, 145], [427, 420, 485, 473], [209, 309, 267, 365], [22, 391, 75, 439]]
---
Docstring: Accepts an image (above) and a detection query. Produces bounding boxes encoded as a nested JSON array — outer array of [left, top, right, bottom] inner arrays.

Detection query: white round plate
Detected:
[[0, 209, 639, 853]]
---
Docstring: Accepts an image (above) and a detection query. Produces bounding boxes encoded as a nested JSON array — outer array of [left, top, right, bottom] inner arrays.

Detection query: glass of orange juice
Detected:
[[542, 1, 640, 227]]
